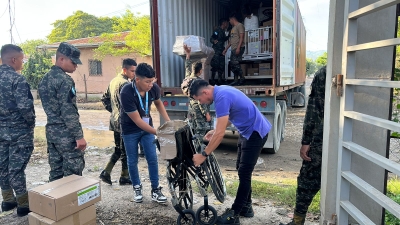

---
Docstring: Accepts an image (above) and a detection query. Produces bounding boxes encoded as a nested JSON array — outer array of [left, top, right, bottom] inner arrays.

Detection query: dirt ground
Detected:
[[0, 81, 320, 225]]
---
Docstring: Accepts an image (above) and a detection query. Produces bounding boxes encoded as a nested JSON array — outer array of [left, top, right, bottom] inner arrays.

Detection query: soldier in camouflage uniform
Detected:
[[0, 44, 35, 217], [38, 42, 87, 182], [210, 18, 229, 85], [280, 66, 326, 225], [99, 59, 137, 186], [182, 45, 212, 141], [223, 12, 246, 86]]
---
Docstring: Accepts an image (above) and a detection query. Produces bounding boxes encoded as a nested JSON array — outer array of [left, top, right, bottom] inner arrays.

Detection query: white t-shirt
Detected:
[[244, 14, 259, 30]]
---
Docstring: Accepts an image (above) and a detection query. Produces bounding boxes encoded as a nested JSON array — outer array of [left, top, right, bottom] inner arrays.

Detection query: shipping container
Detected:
[[150, 0, 306, 153]]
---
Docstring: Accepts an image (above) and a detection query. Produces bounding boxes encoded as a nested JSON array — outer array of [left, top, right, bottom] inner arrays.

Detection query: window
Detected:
[[89, 60, 102, 76]]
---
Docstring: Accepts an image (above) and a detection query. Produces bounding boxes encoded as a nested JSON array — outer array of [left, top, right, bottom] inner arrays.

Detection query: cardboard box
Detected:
[[263, 20, 273, 27], [172, 35, 214, 58], [28, 205, 96, 225], [260, 63, 271, 69], [247, 68, 259, 76], [29, 175, 101, 221], [157, 120, 188, 160], [259, 68, 273, 76], [240, 64, 247, 76]]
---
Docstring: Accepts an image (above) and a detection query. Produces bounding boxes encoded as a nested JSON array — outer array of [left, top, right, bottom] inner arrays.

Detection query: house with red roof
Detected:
[[38, 32, 152, 94]]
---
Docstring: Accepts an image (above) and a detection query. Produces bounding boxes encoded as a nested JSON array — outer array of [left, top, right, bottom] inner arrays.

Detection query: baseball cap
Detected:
[[57, 42, 82, 65]]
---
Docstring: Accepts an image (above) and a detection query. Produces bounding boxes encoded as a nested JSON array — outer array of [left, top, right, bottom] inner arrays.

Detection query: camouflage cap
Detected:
[[57, 42, 82, 64]]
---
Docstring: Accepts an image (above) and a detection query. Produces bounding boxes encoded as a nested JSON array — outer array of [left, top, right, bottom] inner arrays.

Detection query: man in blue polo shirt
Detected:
[[191, 79, 271, 225], [120, 63, 170, 204]]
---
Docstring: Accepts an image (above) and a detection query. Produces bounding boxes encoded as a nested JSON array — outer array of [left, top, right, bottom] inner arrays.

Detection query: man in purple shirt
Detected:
[[191, 79, 271, 225]]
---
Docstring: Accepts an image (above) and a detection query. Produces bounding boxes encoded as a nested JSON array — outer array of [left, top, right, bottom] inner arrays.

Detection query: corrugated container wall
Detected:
[[156, 0, 227, 88], [295, 0, 306, 84]]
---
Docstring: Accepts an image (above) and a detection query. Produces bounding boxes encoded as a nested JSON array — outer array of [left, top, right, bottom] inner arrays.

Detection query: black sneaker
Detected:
[[151, 187, 167, 203], [119, 176, 132, 185], [216, 208, 240, 225], [1, 201, 17, 212], [239, 204, 254, 217], [17, 207, 30, 217], [99, 170, 112, 185]]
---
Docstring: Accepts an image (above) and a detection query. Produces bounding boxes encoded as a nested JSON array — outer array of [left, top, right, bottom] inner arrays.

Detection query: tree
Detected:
[[93, 11, 152, 59], [19, 39, 47, 56], [47, 11, 114, 43], [315, 52, 327, 67], [306, 58, 317, 76], [22, 50, 53, 89]]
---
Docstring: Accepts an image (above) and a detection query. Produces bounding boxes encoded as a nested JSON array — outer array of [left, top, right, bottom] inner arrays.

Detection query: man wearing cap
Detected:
[[38, 42, 87, 182], [0, 44, 35, 216]]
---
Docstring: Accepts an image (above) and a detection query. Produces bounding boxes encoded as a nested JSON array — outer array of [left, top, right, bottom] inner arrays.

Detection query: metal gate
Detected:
[[337, 0, 400, 224]]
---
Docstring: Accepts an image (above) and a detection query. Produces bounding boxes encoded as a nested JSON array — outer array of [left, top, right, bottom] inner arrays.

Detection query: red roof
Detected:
[[65, 31, 129, 45], [38, 32, 130, 49]]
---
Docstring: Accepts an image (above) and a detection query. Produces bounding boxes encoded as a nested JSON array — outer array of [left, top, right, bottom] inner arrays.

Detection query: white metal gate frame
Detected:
[[338, 0, 400, 224]]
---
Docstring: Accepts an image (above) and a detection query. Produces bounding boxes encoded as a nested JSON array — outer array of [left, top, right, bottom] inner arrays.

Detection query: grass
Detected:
[[225, 179, 321, 214], [386, 177, 400, 224]]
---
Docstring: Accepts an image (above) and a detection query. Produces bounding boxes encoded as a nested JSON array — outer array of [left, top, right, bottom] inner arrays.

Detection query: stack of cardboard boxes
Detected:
[[259, 63, 272, 76], [28, 175, 101, 225], [247, 65, 259, 76], [244, 63, 272, 77]]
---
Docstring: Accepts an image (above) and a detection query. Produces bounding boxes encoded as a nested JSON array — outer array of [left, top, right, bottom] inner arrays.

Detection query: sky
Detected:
[[0, 0, 329, 51]]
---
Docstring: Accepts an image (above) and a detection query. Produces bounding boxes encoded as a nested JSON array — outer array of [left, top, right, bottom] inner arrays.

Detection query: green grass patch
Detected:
[[386, 177, 400, 224], [225, 179, 321, 214]]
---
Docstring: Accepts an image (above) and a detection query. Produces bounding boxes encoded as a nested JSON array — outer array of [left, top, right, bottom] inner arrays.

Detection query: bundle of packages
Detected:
[[157, 120, 188, 160], [173, 35, 214, 58]]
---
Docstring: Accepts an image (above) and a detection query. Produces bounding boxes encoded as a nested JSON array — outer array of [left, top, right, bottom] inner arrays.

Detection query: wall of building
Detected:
[[70, 48, 152, 94]]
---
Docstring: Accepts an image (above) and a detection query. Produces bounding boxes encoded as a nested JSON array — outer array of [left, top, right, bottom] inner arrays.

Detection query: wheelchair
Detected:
[[157, 120, 226, 225]]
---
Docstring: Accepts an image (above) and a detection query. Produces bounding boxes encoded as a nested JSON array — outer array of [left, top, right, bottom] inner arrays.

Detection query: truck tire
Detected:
[[264, 103, 282, 154], [277, 100, 287, 141]]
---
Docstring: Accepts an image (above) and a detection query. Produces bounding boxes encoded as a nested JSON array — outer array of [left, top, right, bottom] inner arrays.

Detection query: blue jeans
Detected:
[[122, 131, 159, 190]]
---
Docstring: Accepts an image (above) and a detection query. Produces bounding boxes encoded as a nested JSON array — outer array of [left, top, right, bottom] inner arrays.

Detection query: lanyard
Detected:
[[133, 83, 149, 116]]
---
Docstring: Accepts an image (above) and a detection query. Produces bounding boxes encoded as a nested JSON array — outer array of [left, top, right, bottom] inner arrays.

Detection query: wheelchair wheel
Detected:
[[166, 161, 194, 210], [195, 205, 218, 225], [177, 209, 196, 225], [205, 153, 226, 203]]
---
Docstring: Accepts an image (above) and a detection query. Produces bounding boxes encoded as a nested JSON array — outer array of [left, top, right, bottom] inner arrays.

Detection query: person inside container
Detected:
[[223, 12, 246, 86], [210, 18, 229, 85]]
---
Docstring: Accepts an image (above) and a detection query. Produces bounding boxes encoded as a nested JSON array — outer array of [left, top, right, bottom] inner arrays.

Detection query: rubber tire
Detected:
[[196, 205, 218, 225], [177, 209, 196, 225], [205, 153, 226, 203], [277, 100, 287, 142]]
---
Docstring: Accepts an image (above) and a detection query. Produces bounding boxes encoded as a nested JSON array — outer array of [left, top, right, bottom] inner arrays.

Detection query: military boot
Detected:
[[16, 192, 30, 217], [99, 170, 112, 185], [1, 189, 17, 212], [279, 211, 306, 225]]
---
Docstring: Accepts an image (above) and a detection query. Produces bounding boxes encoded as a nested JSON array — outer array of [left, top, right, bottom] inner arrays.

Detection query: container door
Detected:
[[277, 0, 296, 86]]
